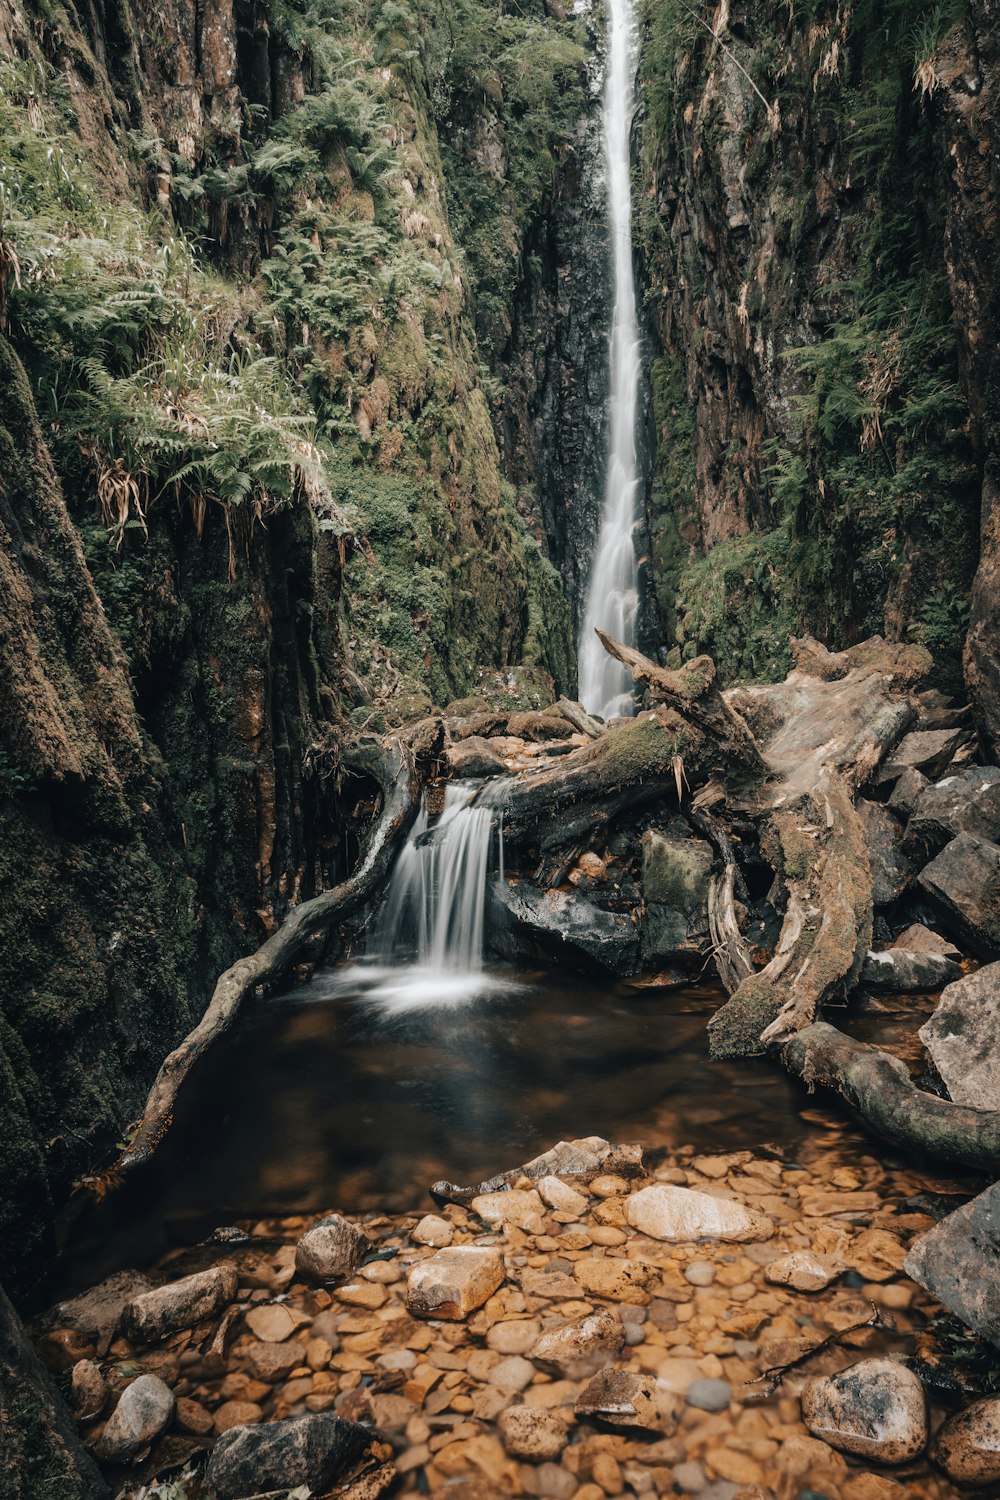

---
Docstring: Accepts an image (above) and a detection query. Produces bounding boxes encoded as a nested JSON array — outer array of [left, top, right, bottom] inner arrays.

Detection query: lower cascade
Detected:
[[365, 782, 507, 1007]]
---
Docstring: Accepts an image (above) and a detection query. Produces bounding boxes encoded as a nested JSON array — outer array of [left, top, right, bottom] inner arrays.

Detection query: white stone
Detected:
[[801, 1357, 927, 1463], [405, 1246, 505, 1320], [536, 1176, 588, 1217], [471, 1189, 546, 1230], [411, 1214, 453, 1247], [624, 1184, 774, 1243], [765, 1251, 841, 1292]]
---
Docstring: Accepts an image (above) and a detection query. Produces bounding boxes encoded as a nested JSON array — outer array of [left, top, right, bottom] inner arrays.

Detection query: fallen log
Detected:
[[116, 736, 420, 1172], [780, 1022, 1000, 1172]]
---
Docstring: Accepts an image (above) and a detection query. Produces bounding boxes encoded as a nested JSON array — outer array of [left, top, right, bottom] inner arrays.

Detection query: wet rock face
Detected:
[[294, 1214, 369, 1284], [918, 962, 1000, 1108], [204, 1412, 369, 1499], [905, 1181, 1000, 1346], [931, 1395, 1000, 1486], [624, 1184, 774, 1243], [94, 1374, 176, 1462], [123, 1266, 238, 1343], [801, 1358, 927, 1463], [487, 878, 640, 976], [917, 832, 1000, 958], [406, 1247, 505, 1320]]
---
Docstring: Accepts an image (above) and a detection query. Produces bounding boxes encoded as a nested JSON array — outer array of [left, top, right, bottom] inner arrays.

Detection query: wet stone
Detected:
[[123, 1266, 238, 1342], [931, 1395, 1000, 1486], [625, 1184, 773, 1243], [411, 1214, 453, 1247], [531, 1307, 625, 1379], [295, 1213, 369, 1284], [686, 1378, 732, 1413], [498, 1405, 571, 1461], [94, 1374, 176, 1462], [537, 1176, 589, 1216], [406, 1246, 505, 1320], [801, 1358, 927, 1463], [764, 1252, 840, 1293], [575, 1367, 664, 1430], [69, 1358, 107, 1421]]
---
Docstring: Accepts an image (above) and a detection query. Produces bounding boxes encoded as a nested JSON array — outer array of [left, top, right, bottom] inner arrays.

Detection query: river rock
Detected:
[[537, 1175, 588, 1216], [931, 1395, 1000, 1486], [123, 1266, 238, 1342], [858, 801, 912, 904], [531, 1307, 625, 1378], [487, 878, 640, 976], [860, 948, 962, 992], [94, 1374, 176, 1462], [204, 1413, 369, 1499], [905, 1181, 1000, 1345], [801, 1358, 927, 1462], [243, 1302, 310, 1342], [471, 1189, 545, 1230], [764, 1251, 840, 1292], [445, 735, 506, 778], [888, 766, 930, 819], [575, 1256, 659, 1303], [624, 1184, 774, 1243], [498, 1405, 570, 1460], [892, 922, 962, 961], [876, 727, 971, 783], [917, 832, 1000, 959], [901, 767, 1000, 860], [575, 1368, 664, 1430], [70, 1358, 107, 1421], [406, 1246, 505, 1319], [919, 962, 1000, 1108], [686, 1378, 733, 1412], [295, 1213, 369, 1283], [411, 1214, 453, 1247], [43, 1269, 153, 1354]]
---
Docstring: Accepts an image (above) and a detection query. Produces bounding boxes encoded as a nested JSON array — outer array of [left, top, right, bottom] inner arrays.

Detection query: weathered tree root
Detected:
[[780, 1023, 1000, 1172], [116, 736, 420, 1173]]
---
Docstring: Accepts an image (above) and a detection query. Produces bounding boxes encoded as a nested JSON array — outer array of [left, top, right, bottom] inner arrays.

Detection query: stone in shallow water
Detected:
[[537, 1175, 588, 1216], [471, 1189, 545, 1229], [918, 961, 1000, 1109], [497, 1405, 570, 1461], [624, 1184, 773, 1243], [94, 1374, 175, 1462], [801, 1357, 927, 1463], [123, 1266, 238, 1342], [294, 1213, 369, 1284], [574, 1367, 666, 1430], [574, 1256, 658, 1303], [243, 1302, 309, 1342], [204, 1413, 369, 1499], [406, 1246, 505, 1320], [530, 1307, 624, 1378], [686, 1378, 732, 1413], [931, 1395, 1000, 1486], [765, 1251, 840, 1293], [411, 1214, 453, 1247], [905, 1181, 1000, 1346]]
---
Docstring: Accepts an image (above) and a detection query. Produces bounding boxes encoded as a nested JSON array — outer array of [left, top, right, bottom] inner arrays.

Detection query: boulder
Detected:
[[530, 1307, 624, 1378], [445, 735, 506, 779], [294, 1213, 369, 1284], [406, 1246, 505, 1320], [875, 727, 972, 783], [801, 1358, 927, 1463], [858, 801, 912, 904], [931, 1396, 1000, 1486], [42, 1269, 152, 1354], [891, 922, 961, 961], [860, 949, 962, 992], [487, 878, 640, 976], [94, 1374, 176, 1462], [917, 833, 1000, 959], [919, 962, 1000, 1108], [497, 1405, 570, 1461], [123, 1266, 238, 1343], [575, 1368, 669, 1430], [901, 767, 1000, 860], [624, 1184, 774, 1243], [905, 1181, 1000, 1345], [764, 1252, 841, 1292], [204, 1413, 369, 1499], [887, 766, 930, 819]]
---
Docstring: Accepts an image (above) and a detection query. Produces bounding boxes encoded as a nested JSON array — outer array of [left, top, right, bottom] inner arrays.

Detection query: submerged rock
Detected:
[[860, 949, 962, 992], [487, 877, 640, 976], [531, 1307, 624, 1378], [801, 1358, 927, 1463], [471, 1189, 545, 1231], [905, 1181, 1000, 1346], [917, 832, 1000, 959], [497, 1405, 570, 1461], [123, 1266, 237, 1342], [42, 1269, 153, 1355], [406, 1246, 505, 1320], [537, 1175, 588, 1217], [919, 962, 1000, 1108], [575, 1367, 668, 1430], [94, 1374, 176, 1462], [931, 1395, 1000, 1486], [624, 1184, 774, 1243], [294, 1213, 369, 1284], [764, 1252, 841, 1292], [204, 1413, 369, 1499]]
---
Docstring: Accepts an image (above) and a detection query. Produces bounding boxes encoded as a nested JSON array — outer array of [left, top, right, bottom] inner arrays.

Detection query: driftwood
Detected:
[[117, 736, 420, 1172], [781, 1023, 1000, 1171]]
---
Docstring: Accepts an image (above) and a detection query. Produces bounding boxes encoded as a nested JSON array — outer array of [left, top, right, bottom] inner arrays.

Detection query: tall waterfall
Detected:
[[364, 783, 507, 1009], [578, 0, 641, 720]]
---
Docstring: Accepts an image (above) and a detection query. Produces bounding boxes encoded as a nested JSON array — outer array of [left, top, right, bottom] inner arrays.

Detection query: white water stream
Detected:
[[578, 0, 642, 720]]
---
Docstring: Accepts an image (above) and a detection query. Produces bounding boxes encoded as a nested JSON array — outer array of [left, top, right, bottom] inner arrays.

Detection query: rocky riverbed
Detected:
[[33, 1131, 1000, 1500]]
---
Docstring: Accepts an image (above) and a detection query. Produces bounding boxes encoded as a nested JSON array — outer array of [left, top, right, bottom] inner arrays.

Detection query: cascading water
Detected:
[[353, 782, 508, 1011], [578, 0, 642, 721]]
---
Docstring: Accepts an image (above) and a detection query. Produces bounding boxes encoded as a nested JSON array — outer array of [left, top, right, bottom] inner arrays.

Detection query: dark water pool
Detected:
[[55, 965, 822, 1294]]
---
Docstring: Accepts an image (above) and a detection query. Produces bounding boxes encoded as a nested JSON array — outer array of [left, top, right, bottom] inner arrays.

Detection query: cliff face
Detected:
[[636, 0, 999, 741]]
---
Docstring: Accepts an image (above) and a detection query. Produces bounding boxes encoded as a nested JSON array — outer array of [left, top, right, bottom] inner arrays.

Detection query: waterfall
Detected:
[[361, 782, 507, 1009], [578, 0, 641, 721]]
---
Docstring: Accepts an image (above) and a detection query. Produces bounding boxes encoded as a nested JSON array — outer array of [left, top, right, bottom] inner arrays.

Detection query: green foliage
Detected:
[[671, 529, 797, 683]]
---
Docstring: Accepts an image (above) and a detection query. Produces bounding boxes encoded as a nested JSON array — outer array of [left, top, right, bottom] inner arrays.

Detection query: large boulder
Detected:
[[919, 963, 1000, 1108], [94, 1374, 175, 1462], [875, 727, 972, 783], [487, 878, 640, 976], [905, 1182, 1000, 1347], [916, 833, 1000, 959], [801, 1358, 927, 1463], [860, 949, 962, 993], [892, 922, 961, 961], [902, 767, 1000, 860], [204, 1413, 369, 1499], [858, 800, 912, 904], [122, 1266, 237, 1343], [445, 735, 506, 779]]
